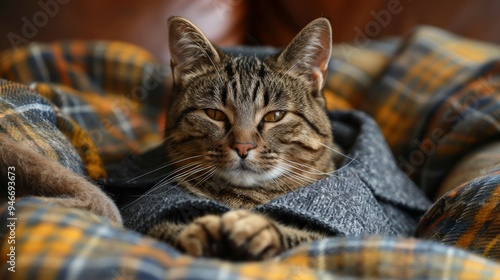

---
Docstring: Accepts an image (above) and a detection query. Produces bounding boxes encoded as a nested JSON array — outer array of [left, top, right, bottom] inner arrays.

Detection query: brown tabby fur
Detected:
[[147, 17, 339, 260]]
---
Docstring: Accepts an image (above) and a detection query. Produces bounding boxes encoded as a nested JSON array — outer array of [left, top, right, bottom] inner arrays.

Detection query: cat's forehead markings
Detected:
[[227, 55, 263, 74]]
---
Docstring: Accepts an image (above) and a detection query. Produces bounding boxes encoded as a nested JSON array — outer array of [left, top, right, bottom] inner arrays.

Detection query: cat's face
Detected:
[[165, 17, 334, 191]]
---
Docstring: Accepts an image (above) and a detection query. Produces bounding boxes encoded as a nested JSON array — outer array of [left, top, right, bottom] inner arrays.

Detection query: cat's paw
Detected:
[[177, 210, 284, 260]]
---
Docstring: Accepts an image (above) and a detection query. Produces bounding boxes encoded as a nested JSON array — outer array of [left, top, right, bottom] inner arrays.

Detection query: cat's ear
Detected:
[[277, 18, 332, 95], [167, 16, 220, 82]]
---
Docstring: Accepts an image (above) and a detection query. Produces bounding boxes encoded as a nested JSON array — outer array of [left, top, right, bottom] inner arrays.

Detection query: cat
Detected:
[[146, 16, 340, 260], [0, 16, 339, 261]]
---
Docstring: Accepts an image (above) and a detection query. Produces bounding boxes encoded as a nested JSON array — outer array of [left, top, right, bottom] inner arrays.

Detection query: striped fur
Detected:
[[148, 17, 338, 260], [165, 16, 335, 208]]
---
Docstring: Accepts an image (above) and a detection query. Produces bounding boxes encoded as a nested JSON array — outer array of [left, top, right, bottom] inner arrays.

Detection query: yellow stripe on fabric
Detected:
[[239, 262, 317, 280], [27, 82, 107, 178], [423, 63, 461, 96], [103, 41, 157, 95], [80, 94, 142, 151], [12, 122, 58, 160], [56, 116, 107, 179], [0, 49, 29, 82], [278, 251, 310, 267], [24, 224, 83, 256], [459, 258, 498, 279], [483, 234, 500, 258], [375, 51, 440, 126], [0, 108, 59, 161], [409, 56, 450, 96], [376, 55, 453, 148], [324, 89, 352, 111], [3, 209, 82, 280], [32, 83, 56, 100], [129, 242, 191, 267], [106, 41, 156, 61], [456, 184, 500, 249], [375, 94, 404, 142], [446, 42, 494, 63], [360, 245, 381, 277]]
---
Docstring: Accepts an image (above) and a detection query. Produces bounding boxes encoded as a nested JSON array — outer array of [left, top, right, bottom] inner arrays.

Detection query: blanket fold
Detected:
[[4, 198, 500, 279]]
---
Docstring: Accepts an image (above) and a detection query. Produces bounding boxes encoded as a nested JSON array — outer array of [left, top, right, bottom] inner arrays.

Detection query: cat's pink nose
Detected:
[[232, 143, 255, 159]]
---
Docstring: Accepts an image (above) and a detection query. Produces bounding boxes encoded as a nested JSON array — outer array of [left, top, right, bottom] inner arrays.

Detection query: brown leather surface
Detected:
[[249, 0, 500, 47], [0, 0, 248, 63], [1, 0, 500, 62]]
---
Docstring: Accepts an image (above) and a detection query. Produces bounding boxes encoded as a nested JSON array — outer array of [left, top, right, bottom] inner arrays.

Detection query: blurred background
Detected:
[[1, 0, 499, 63]]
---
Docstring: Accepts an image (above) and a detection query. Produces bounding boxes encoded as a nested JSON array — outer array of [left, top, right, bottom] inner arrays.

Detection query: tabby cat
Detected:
[[146, 17, 340, 260], [1, 16, 339, 261]]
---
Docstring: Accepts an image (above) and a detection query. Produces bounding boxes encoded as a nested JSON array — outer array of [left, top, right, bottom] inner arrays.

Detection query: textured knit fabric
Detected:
[[1, 25, 500, 279], [122, 111, 431, 237]]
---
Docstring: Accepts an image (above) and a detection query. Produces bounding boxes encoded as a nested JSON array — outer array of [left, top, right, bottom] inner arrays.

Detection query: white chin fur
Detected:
[[218, 167, 284, 188]]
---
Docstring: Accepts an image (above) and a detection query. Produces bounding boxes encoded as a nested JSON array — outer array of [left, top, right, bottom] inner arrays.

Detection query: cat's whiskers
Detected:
[[245, 157, 310, 191], [192, 166, 219, 190], [155, 162, 210, 188], [306, 139, 361, 175], [123, 162, 219, 210], [248, 156, 326, 188], [279, 173, 313, 189], [126, 154, 206, 183], [283, 169, 317, 185], [280, 160, 333, 176], [120, 160, 208, 209], [274, 162, 317, 187], [141, 161, 207, 196], [309, 138, 358, 163], [158, 134, 176, 145], [172, 165, 216, 188], [163, 143, 196, 159], [284, 156, 354, 180], [274, 176, 295, 192], [166, 149, 209, 164]]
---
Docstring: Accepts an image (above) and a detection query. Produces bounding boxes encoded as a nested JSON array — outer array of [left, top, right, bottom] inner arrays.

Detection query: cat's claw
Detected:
[[177, 210, 284, 260]]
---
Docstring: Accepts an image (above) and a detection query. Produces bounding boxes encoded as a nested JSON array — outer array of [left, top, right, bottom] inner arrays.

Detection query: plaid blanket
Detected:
[[1, 26, 500, 279]]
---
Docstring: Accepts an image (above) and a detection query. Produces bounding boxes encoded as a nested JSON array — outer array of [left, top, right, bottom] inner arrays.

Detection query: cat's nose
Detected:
[[232, 142, 256, 159]]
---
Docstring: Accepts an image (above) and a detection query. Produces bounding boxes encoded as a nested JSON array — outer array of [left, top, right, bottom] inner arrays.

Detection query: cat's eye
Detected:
[[263, 111, 286, 122], [205, 108, 227, 121]]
